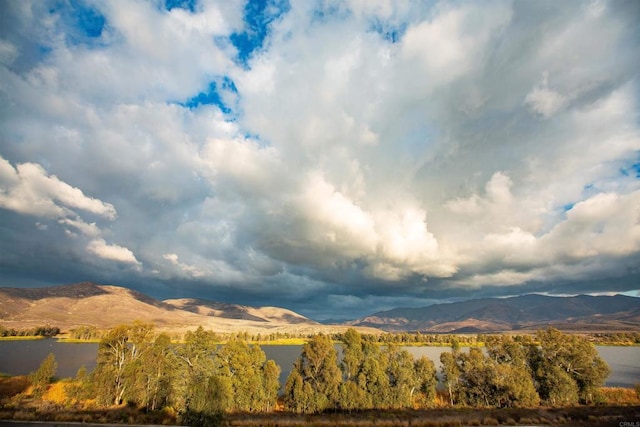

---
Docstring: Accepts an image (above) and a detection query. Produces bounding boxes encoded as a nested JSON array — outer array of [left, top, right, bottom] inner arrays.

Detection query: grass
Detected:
[[3, 379, 639, 427], [253, 338, 310, 345], [55, 337, 101, 343], [600, 387, 640, 405], [3, 404, 639, 426], [0, 336, 45, 341]]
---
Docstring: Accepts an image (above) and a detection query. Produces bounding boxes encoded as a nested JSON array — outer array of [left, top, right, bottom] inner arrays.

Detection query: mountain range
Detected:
[[346, 294, 640, 333], [1, 282, 639, 334], [0, 282, 357, 335]]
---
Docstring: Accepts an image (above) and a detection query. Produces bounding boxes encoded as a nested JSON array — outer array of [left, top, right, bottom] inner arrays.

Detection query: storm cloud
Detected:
[[1, 0, 639, 319]]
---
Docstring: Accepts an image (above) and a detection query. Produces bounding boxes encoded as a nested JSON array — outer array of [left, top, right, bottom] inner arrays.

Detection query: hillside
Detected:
[[163, 298, 314, 324], [347, 294, 640, 332], [0, 282, 369, 335]]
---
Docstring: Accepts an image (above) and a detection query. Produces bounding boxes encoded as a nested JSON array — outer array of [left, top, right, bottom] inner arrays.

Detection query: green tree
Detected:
[[340, 328, 364, 381], [359, 349, 389, 408], [440, 349, 460, 405], [492, 363, 540, 407], [283, 364, 310, 413], [486, 336, 539, 407], [67, 365, 92, 403], [92, 322, 155, 406], [457, 347, 497, 407], [414, 355, 437, 405], [214, 338, 280, 412], [383, 345, 418, 408], [127, 332, 175, 410], [283, 334, 341, 413], [29, 353, 57, 398], [531, 328, 610, 405], [262, 359, 281, 412], [175, 326, 218, 413]]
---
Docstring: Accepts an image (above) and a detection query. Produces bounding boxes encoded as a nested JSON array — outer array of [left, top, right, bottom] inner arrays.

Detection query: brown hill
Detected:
[[0, 282, 373, 336], [164, 298, 314, 324], [348, 294, 640, 332]]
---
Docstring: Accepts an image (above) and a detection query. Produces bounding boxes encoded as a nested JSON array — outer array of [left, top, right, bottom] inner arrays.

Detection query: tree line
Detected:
[[0, 325, 60, 337], [22, 324, 610, 422]]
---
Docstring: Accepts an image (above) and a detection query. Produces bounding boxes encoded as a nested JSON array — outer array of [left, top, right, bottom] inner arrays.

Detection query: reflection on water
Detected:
[[1, 340, 638, 388]]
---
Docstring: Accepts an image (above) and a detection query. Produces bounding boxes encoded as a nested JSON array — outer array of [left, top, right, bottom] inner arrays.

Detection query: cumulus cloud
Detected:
[[0, 155, 140, 268], [0, 0, 639, 318], [0, 156, 116, 219], [87, 238, 140, 266]]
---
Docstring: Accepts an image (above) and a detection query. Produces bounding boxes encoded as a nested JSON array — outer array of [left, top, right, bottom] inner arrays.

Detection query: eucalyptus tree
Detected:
[[92, 322, 154, 406], [214, 337, 281, 412], [530, 328, 609, 404], [284, 334, 341, 413]]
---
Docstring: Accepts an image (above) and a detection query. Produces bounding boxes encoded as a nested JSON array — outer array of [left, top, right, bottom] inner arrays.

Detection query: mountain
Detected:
[[0, 282, 370, 335], [163, 298, 312, 324], [347, 294, 640, 332]]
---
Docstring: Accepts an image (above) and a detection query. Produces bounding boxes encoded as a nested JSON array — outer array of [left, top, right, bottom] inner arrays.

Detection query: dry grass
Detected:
[[3, 381, 640, 426], [2, 404, 639, 426], [600, 387, 640, 405], [0, 375, 29, 399], [222, 406, 640, 426]]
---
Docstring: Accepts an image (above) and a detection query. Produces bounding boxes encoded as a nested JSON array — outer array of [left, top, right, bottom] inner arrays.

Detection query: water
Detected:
[[1, 340, 638, 388], [594, 346, 640, 387], [0, 339, 98, 378]]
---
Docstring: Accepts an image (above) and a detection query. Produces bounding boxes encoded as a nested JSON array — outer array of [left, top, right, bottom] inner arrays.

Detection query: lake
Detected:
[[1, 340, 638, 388]]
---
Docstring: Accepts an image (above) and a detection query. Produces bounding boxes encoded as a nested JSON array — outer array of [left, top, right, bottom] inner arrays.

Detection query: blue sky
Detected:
[[0, 0, 639, 319]]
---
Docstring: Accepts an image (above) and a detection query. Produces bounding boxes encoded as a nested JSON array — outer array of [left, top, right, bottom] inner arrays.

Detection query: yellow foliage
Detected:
[[433, 390, 450, 408], [600, 387, 640, 405], [43, 382, 68, 403]]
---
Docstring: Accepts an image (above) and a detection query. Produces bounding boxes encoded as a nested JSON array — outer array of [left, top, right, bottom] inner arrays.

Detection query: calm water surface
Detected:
[[1, 341, 638, 388]]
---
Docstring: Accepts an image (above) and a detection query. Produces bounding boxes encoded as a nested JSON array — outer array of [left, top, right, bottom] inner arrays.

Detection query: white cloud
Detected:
[[400, 3, 511, 88], [1, 1, 639, 316], [58, 217, 101, 237], [87, 238, 140, 266], [524, 73, 568, 117], [162, 252, 205, 278], [0, 156, 116, 219]]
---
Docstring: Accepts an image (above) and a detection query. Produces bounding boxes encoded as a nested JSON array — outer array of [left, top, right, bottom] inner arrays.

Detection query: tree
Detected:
[[457, 347, 497, 407], [29, 353, 57, 398], [175, 326, 218, 413], [440, 349, 460, 405], [128, 332, 175, 410], [92, 322, 155, 406], [359, 348, 389, 408], [414, 355, 437, 405], [531, 328, 610, 405], [67, 365, 92, 403], [262, 359, 281, 412], [383, 345, 418, 408], [486, 336, 539, 407], [283, 334, 341, 413], [214, 338, 281, 412], [341, 328, 364, 381]]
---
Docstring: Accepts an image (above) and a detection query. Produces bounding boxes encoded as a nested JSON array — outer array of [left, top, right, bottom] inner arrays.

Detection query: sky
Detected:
[[0, 0, 639, 320]]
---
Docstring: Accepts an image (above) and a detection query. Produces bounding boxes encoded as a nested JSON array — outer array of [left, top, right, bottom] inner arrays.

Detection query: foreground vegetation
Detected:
[[2, 323, 638, 425]]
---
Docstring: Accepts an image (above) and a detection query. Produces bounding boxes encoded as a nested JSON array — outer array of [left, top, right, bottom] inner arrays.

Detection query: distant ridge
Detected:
[[0, 282, 370, 335], [163, 298, 313, 324], [346, 294, 640, 332]]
